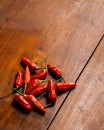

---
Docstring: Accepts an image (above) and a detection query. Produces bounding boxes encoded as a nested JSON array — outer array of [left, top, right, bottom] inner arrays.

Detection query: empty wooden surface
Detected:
[[0, 0, 104, 130]]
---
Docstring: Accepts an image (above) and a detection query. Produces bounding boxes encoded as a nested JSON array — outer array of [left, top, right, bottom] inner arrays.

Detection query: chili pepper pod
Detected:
[[30, 69, 47, 81], [30, 84, 47, 96], [21, 57, 38, 72], [23, 66, 30, 84], [47, 64, 64, 80], [25, 79, 42, 95], [25, 95, 46, 114], [23, 66, 30, 93], [14, 70, 23, 88], [14, 93, 32, 112], [55, 82, 77, 93], [47, 79, 57, 105]]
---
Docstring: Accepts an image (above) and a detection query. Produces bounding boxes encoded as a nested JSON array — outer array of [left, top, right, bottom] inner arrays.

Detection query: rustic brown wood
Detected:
[[49, 37, 104, 130], [0, 0, 104, 130]]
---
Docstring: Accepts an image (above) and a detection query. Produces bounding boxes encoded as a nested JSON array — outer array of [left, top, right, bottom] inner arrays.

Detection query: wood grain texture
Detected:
[[49, 36, 104, 130], [0, 0, 104, 130]]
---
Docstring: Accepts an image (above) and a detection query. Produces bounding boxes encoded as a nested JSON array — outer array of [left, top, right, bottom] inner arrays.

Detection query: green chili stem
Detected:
[[23, 83, 27, 94], [39, 79, 47, 83], [13, 88, 23, 95], [61, 75, 66, 82], [53, 77, 62, 82], [36, 67, 46, 70], [13, 88, 27, 97], [36, 66, 60, 70], [37, 92, 47, 100], [44, 103, 53, 108]]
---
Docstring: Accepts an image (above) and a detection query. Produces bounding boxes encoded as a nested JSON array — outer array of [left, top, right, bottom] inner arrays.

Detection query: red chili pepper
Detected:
[[25, 79, 41, 94], [30, 69, 47, 81], [14, 93, 32, 112], [22, 66, 31, 94], [25, 95, 46, 114], [47, 79, 57, 104], [47, 64, 63, 79], [14, 70, 23, 88], [21, 57, 38, 71], [30, 84, 47, 96], [55, 82, 77, 93], [23, 66, 30, 84]]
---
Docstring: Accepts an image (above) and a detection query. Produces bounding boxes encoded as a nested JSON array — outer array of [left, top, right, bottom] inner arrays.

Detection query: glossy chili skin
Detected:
[[23, 66, 30, 84], [55, 82, 77, 93], [21, 57, 38, 71], [25, 79, 40, 94], [30, 69, 47, 81], [30, 84, 47, 96], [47, 79, 57, 104], [26, 95, 46, 114], [14, 71, 22, 88], [14, 93, 32, 111], [47, 64, 63, 79]]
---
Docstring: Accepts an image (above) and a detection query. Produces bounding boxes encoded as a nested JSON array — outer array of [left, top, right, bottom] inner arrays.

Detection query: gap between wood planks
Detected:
[[46, 34, 104, 130]]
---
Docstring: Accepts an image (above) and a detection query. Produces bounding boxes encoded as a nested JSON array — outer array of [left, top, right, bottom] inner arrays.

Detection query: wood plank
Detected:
[[49, 37, 104, 130], [0, 0, 104, 130]]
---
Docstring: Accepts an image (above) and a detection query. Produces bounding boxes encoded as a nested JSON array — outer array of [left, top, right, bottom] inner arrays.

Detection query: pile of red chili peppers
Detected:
[[1, 57, 77, 114]]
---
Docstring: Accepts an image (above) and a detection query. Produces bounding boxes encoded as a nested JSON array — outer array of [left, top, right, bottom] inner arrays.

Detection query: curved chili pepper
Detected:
[[30, 69, 47, 81], [14, 93, 32, 112], [47, 64, 63, 79], [47, 79, 57, 104], [30, 84, 47, 96], [21, 57, 38, 71], [25, 95, 46, 114], [55, 82, 77, 93], [25, 79, 41, 94], [14, 70, 23, 88]]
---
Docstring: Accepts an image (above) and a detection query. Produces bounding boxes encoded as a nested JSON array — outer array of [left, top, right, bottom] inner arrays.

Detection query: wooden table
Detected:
[[0, 0, 104, 130]]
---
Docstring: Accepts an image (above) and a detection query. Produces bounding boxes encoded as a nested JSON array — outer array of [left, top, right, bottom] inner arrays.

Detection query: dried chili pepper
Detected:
[[25, 95, 46, 114], [30, 69, 47, 81], [47, 79, 57, 104], [25, 79, 41, 94], [14, 93, 32, 112], [30, 84, 47, 96], [14, 70, 23, 88], [55, 82, 77, 93], [47, 64, 64, 80]]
